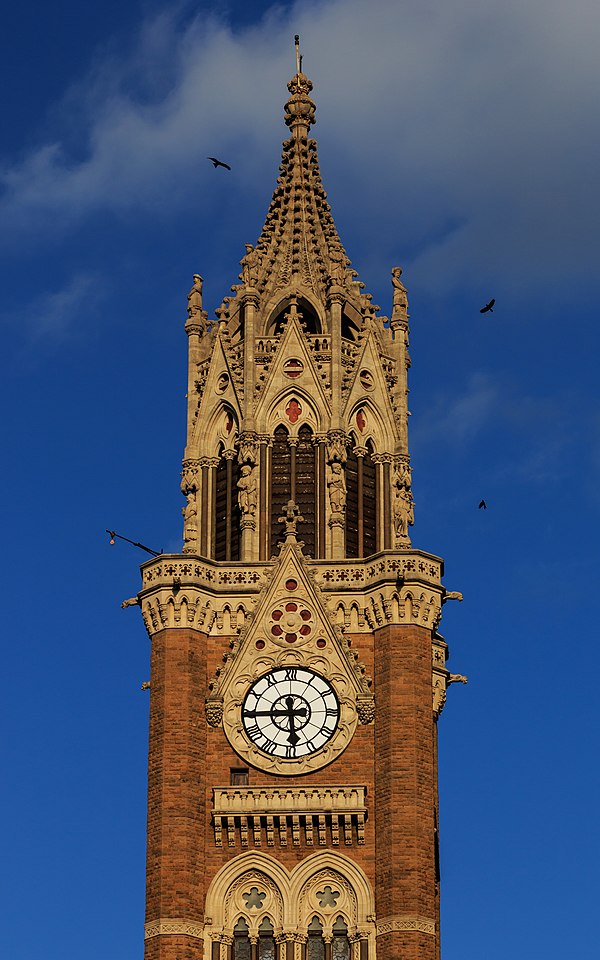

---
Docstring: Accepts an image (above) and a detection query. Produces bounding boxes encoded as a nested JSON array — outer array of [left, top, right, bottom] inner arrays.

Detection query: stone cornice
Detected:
[[137, 550, 443, 637]]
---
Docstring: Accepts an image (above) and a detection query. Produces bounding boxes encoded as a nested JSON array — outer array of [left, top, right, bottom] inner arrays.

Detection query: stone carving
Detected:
[[181, 460, 200, 494], [206, 700, 224, 727], [356, 698, 375, 725], [448, 674, 468, 685], [187, 273, 204, 315], [328, 244, 346, 286], [121, 597, 140, 608], [327, 462, 346, 515], [186, 274, 208, 336], [182, 492, 198, 551], [444, 591, 463, 602], [237, 465, 258, 518], [391, 266, 409, 323], [278, 500, 305, 540], [241, 243, 262, 286], [392, 460, 414, 544]]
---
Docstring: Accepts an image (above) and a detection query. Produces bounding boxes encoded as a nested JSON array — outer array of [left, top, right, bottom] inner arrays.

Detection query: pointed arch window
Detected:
[[307, 917, 325, 960], [233, 917, 251, 960], [345, 438, 378, 558], [214, 444, 241, 561], [270, 425, 316, 556], [258, 917, 276, 960], [332, 917, 351, 960]]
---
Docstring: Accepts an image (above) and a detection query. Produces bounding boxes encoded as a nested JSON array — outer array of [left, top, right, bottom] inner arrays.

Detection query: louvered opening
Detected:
[[345, 444, 359, 559], [214, 450, 241, 561], [363, 442, 377, 557], [295, 424, 316, 557], [270, 426, 292, 553]]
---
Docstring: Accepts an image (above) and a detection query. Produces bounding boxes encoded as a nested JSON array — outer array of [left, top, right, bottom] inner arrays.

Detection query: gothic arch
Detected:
[[204, 850, 375, 942], [195, 402, 240, 457], [262, 288, 326, 336], [346, 397, 393, 453], [264, 386, 322, 435]]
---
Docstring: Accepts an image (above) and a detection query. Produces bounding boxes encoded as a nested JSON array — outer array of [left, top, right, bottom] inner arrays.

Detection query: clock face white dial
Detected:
[[241, 667, 340, 759]]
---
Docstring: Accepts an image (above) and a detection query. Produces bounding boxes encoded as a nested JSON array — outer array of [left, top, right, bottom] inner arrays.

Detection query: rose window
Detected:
[[269, 601, 313, 643]]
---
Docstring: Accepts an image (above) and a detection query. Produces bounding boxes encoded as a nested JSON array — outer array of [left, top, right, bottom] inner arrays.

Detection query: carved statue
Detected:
[[237, 464, 257, 517], [187, 274, 204, 317], [329, 244, 346, 285], [241, 243, 262, 286], [393, 478, 414, 539], [182, 491, 198, 546], [448, 674, 468, 685], [391, 266, 409, 321], [327, 461, 346, 514]]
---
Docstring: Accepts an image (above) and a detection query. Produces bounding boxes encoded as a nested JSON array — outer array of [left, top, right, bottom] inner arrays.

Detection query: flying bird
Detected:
[[478, 500, 487, 509], [207, 157, 231, 171], [480, 298, 496, 314]]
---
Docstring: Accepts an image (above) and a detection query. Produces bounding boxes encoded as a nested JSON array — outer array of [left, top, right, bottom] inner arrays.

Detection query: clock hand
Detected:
[[285, 696, 301, 746], [243, 707, 308, 718]]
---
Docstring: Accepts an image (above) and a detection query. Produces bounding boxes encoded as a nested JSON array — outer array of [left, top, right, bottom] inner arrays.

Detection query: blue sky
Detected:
[[1, 1, 599, 957]]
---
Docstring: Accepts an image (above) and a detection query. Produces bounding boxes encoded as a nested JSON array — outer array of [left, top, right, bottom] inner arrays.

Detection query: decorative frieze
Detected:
[[144, 917, 204, 940], [376, 915, 436, 937]]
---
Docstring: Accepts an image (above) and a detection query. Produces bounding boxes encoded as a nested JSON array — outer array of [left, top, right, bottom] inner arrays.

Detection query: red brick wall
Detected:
[[144, 621, 439, 959], [145, 627, 207, 960], [373, 622, 438, 960]]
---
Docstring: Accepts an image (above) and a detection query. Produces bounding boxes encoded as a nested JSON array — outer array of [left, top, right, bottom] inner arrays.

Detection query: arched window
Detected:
[[307, 917, 325, 960], [258, 917, 276, 960], [233, 917, 251, 960], [345, 442, 359, 559], [270, 425, 317, 556], [362, 441, 377, 557], [345, 438, 378, 558], [214, 445, 241, 561], [332, 917, 351, 960], [294, 424, 316, 558], [271, 426, 291, 552]]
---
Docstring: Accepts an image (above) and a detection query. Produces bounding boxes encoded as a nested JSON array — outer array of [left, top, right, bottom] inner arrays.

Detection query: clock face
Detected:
[[241, 667, 340, 759]]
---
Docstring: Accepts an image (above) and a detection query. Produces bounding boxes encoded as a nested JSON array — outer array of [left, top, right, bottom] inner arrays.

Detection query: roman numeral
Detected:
[[285, 667, 298, 682]]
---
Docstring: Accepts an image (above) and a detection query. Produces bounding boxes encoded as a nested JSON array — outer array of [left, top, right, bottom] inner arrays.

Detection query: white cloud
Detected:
[[7, 274, 98, 342], [0, 0, 598, 302]]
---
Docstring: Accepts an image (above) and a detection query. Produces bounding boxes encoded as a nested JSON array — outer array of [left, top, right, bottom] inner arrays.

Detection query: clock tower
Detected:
[[136, 50, 461, 960]]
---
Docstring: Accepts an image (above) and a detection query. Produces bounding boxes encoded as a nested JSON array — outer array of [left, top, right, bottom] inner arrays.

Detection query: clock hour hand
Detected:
[[285, 697, 306, 747]]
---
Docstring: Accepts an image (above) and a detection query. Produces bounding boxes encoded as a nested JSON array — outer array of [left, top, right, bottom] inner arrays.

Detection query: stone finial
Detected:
[[278, 500, 305, 541], [284, 41, 316, 133]]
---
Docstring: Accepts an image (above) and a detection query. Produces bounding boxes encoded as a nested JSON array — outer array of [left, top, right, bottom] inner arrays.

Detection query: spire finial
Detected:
[[285, 38, 315, 134]]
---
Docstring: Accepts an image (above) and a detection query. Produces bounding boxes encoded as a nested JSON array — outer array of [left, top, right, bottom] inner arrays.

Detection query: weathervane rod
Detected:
[[295, 34, 300, 74]]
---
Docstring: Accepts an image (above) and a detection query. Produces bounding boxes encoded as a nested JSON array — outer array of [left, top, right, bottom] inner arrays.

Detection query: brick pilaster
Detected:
[[374, 623, 438, 960], [144, 628, 207, 960]]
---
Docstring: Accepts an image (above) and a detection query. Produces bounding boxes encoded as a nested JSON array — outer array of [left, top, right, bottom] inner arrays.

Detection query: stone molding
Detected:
[[212, 785, 367, 848], [376, 914, 436, 936], [144, 917, 204, 940]]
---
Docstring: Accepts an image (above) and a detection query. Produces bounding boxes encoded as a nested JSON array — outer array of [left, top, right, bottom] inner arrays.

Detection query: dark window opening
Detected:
[[215, 448, 241, 561], [230, 768, 249, 786], [294, 425, 316, 557], [270, 426, 291, 554]]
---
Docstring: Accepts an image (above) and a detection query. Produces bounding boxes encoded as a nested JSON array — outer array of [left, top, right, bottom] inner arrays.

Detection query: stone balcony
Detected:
[[212, 785, 368, 848]]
